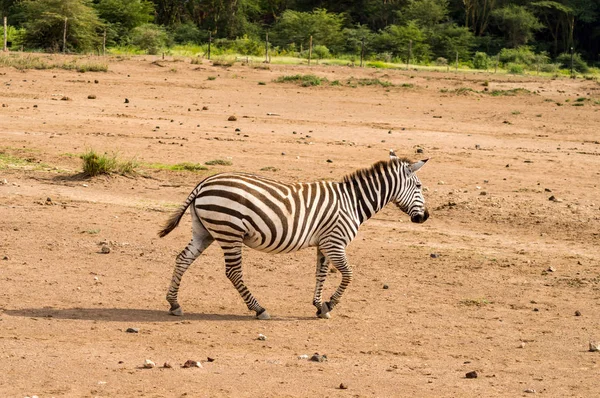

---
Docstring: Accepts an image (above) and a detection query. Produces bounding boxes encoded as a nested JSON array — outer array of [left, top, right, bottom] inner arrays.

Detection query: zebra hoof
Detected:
[[168, 306, 183, 316], [317, 303, 331, 319], [256, 310, 271, 320]]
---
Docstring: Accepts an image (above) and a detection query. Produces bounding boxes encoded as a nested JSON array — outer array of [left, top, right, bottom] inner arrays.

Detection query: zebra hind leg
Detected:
[[320, 248, 353, 317], [166, 219, 214, 316], [221, 242, 270, 320], [313, 248, 331, 319]]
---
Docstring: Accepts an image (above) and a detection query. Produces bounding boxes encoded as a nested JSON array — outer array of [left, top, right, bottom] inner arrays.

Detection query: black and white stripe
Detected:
[[159, 150, 429, 319]]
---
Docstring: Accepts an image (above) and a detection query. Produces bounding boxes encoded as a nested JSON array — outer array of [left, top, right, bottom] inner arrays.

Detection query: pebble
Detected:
[[101, 245, 111, 254], [207, 357, 215, 362], [430, 253, 440, 259], [547, 266, 555, 272], [310, 353, 327, 362], [143, 359, 155, 369], [545, 188, 552, 192], [589, 341, 600, 352], [125, 328, 139, 333], [438, 181, 445, 185], [202, 106, 209, 110], [124, 98, 129, 103], [465, 370, 478, 379], [88, 94, 97, 99], [475, 144, 481, 150], [326, 159, 333, 163], [575, 310, 581, 317], [524, 389, 536, 394], [257, 334, 267, 341], [383, 284, 389, 289], [338, 383, 349, 390], [2, 256, 8, 261], [1, 179, 7, 185], [182, 360, 203, 368], [416, 148, 424, 154], [163, 362, 172, 368], [479, 191, 487, 196], [298, 354, 309, 360], [519, 342, 525, 349], [228, 115, 237, 121], [281, 152, 286, 156]]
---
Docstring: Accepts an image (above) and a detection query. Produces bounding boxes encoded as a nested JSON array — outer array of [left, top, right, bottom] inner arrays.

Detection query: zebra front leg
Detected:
[[221, 243, 270, 320], [313, 248, 331, 319], [320, 248, 353, 317], [166, 234, 213, 316]]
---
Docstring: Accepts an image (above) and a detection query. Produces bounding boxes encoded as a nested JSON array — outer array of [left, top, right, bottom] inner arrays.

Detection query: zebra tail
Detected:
[[158, 183, 202, 238]]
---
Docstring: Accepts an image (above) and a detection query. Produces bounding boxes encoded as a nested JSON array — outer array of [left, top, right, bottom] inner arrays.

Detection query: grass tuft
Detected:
[[274, 74, 325, 87], [205, 159, 233, 166], [81, 149, 137, 177]]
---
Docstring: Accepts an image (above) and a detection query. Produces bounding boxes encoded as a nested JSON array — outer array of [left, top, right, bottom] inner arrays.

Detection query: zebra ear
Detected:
[[389, 149, 398, 160], [410, 158, 429, 173]]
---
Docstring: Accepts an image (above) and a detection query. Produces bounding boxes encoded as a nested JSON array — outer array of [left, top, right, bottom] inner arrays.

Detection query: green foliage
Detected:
[[491, 5, 543, 48], [498, 46, 537, 66], [18, 0, 104, 52], [81, 150, 137, 176], [0, 53, 107, 71], [274, 74, 325, 87], [373, 21, 430, 62], [213, 36, 263, 56], [94, 0, 154, 44], [312, 44, 331, 59], [402, 0, 449, 28], [205, 159, 233, 166], [272, 9, 345, 54], [131, 23, 168, 54], [473, 52, 489, 69], [428, 23, 475, 61], [507, 63, 525, 74], [556, 52, 589, 73], [171, 22, 204, 44]]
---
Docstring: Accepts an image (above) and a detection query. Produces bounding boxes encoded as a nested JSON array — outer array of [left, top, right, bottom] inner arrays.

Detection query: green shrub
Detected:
[[274, 74, 325, 87], [473, 52, 489, 70], [205, 159, 233, 166], [507, 63, 524, 74], [131, 24, 169, 55], [498, 46, 536, 66], [312, 45, 331, 60], [81, 150, 137, 176], [556, 52, 589, 73]]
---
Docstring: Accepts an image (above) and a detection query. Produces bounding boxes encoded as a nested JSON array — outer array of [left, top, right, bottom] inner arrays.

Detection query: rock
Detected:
[[125, 328, 139, 333], [182, 360, 203, 368], [480, 191, 487, 196], [416, 148, 424, 154], [475, 144, 481, 150], [383, 284, 389, 290], [46, 197, 52, 204], [281, 152, 286, 156], [338, 383, 349, 390], [60, 96, 71, 101], [206, 357, 215, 362], [310, 353, 327, 362], [94, 80, 99, 84], [257, 334, 267, 341], [163, 362, 172, 368], [326, 159, 333, 163], [235, 128, 241, 132], [465, 371, 478, 379], [438, 181, 445, 185], [202, 106, 208, 110], [545, 188, 552, 192], [88, 94, 97, 99], [589, 341, 600, 352], [101, 245, 111, 254], [549, 195, 556, 201], [298, 354, 309, 360], [1, 179, 7, 185], [228, 115, 237, 121], [2, 256, 8, 261], [547, 266, 555, 272], [533, 308, 539, 312], [575, 310, 582, 317], [124, 98, 129, 103], [430, 253, 440, 259], [143, 359, 156, 369], [519, 342, 525, 349], [524, 389, 536, 394]]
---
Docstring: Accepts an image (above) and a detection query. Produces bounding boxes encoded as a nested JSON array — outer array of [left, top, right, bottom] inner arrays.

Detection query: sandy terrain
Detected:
[[1, 54, 599, 397]]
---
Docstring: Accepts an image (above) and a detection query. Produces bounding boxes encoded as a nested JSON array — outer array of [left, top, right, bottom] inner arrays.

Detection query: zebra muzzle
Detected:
[[410, 208, 429, 223]]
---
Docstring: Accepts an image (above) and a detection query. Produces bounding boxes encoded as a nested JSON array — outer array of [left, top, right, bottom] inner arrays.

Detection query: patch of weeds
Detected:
[[489, 88, 532, 96], [454, 87, 476, 95], [459, 298, 491, 307], [82, 229, 100, 234], [331, 80, 341, 86], [260, 166, 279, 172], [274, 74, 325, 87], [544, 98, 554, 102], [440, 88, 449, 93], [207, 76, 217, 80], [401, 83, 414, 88], [572, 103, 584, 107], [511, 110, 521, 115], [191, 58, 202, 65], [258, 81, 266, 85], [205, 159, 233, 166], [81, 149, 137, 177], [575, 97, 587, 102], [148, 162, 208, 171], [212, 57, 236, 67], [354, 78, 393, 87], [0, 54, 108, 72], [482, 80, 489, 87]]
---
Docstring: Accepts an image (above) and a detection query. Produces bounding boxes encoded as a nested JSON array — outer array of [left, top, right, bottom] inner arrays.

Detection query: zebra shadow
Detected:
[[3, 307, 314, 322]]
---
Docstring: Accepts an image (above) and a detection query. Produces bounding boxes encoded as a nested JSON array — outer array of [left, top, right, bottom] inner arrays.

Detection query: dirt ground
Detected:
[[1, 54, 599, 398]]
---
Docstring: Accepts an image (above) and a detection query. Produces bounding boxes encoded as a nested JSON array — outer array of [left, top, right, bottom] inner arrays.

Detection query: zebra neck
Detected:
[[344, 171, 395, 224]]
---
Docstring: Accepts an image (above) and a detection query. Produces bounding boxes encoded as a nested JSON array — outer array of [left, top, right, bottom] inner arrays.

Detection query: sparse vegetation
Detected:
[[81, 150, 137, 177], [260, 166, 279, 172], [0, 54, 108, 72], [205, 159, 233, 166], [147, 162, 208, 171], [459, 298, 491, 307], [489, 88, 532, 96], [274, 74, 325, 87]]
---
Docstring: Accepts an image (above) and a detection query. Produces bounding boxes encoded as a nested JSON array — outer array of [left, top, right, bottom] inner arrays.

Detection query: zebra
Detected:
[[158, 150, 429, 320]]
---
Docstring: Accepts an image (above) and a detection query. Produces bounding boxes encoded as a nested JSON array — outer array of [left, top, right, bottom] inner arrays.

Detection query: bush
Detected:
[[81, 150, 137, 176], [473, 52, 489, 69], [556, 52, 589, 73], [172, 22, 204, 44], [131, 24, 169, 54], [498, 46, 537, 66], [312, 45, 331, 60], [507, 63, 524, 74], [435, 57, 448, 66]]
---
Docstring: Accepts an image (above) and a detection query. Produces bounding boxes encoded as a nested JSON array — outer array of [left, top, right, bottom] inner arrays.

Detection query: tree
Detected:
[[462, 0, 498, 36], [94, 0, 154, 44], [491, 4, 543, 48], [272, 9, 345, 53], [131, 23, 168, 54], [373, 21, 431, 62], [18, 0, 103, 52], [428, 22, 475, 61], [403, 0, 450, 29]]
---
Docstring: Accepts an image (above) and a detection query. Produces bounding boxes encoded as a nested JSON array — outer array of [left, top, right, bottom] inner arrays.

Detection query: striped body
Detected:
[[159, 152, 429, 319]]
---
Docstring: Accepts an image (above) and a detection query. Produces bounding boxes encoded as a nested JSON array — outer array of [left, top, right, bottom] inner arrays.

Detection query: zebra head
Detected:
[[389, 150, 429, 224]]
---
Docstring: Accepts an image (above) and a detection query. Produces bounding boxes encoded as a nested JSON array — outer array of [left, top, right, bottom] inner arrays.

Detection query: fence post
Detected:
[[63, 17, 68, 54], [495, 55, 498, 74], [102, 29, 106, 56], [265, 32, 269, 63], [3, 16, 7, 52], [207, 31, 211, 60], [455, 51, 458, 73], [360, 37, 365, 67], [570, 47, 574, 76], [407, 39, 412, 70], [308, 35, 312, 65]]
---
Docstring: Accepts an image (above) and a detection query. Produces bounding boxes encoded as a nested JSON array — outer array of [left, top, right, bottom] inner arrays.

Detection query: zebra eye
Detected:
[[416, 183, 422, 189]]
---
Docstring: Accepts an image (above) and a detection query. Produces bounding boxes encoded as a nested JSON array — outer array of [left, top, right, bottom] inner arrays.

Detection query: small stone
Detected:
[[124, 98, 129, 103], [298, 354, 309, 360], [533, 308, 539, 312], [235, 128, 241, 132], [547, 266, 555, 272], [94, 276, 99, 281], [1, 179, 7, 185], [479, 191, 487, 196], [519, 342, 525, 348], [202, 106, 208, 110], [2, 256, 8, 261], [338, 383, 349, 390], [182, 360, 203, 368], [281, 152, 286, 156], [383, 284, 389, 290], [46, 197, 52, 204], [163, 362, 172, 368], [589, 341, 600, 352], [438, 181, 445, 185], [465, 371, 478, 379], [60, 96, 71, 101], [88, 94, 97, 99], [524, 389, 536, 394], [228, 115, 237, 121], [101, 245, 111, 254], [94, 80, 99, 84], [143, 359, 155, 369], [207, 357, 215, 362], [545, 188, 552, 192], [475, 144, 481, 150], [575, 310, 582, 317], [125, 328, 139, 333], [416, 148, 424, 154], [326, 159, 333, 163], [310, 353, 327, 362], [549, 195, 556, 201], [257, 334, 267, 341], [430, 253, 440, 259]]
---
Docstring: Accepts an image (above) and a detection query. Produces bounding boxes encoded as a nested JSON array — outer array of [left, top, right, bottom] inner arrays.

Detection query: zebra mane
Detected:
[[342, 157, 412, 183]]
